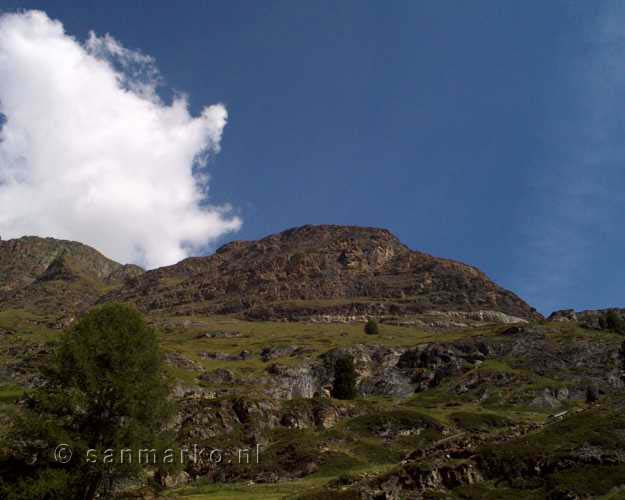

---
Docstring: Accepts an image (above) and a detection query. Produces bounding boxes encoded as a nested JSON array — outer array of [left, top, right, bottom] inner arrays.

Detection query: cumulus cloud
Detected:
[[0, 10, 241, 268]]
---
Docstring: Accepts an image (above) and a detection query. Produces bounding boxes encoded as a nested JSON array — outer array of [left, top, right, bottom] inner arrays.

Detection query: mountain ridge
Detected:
[[0, 235, 144, 321], [0, 235, 143, 290], [105, 224, 542, 321], [0, 225, 542, 323]]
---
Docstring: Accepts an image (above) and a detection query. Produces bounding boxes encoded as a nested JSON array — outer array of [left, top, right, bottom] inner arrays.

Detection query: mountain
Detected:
[[105, 225, 541, 321], [7, 227, 625, 500], [0, 226, 541, 324], [0, 236, 143, 322]]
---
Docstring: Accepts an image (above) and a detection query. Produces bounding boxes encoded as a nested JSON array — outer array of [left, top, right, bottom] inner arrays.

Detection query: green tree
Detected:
[[0, 303, 175, 499], [606, 310, 625, 335], [585, 385, 599, 404], [331, 356, 357, 400], [619, 340, 625, 381], [364, 319, 379, 336]]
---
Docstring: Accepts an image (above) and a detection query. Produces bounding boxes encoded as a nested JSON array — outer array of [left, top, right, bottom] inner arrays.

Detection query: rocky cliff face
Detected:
[[106, 225, 540, 321]]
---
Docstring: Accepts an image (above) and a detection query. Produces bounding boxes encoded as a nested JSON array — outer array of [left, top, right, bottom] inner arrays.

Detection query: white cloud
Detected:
[[0, 10, 241, 268]]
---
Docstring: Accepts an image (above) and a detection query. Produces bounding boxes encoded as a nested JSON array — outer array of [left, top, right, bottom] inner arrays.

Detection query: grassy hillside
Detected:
[[1, 305, 624, 498]]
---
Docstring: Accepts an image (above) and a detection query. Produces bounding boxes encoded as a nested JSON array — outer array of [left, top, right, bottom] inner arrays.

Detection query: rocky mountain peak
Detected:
[[107, 224, 541, 322], [213, 225, 409, 274]]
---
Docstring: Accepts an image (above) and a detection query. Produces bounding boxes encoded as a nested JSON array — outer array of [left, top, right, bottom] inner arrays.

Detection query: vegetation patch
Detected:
[[545, 464, 625, 498], [449, 411, 512, 432], [0, 385, 23, 404], [478, 409, 625, 481]]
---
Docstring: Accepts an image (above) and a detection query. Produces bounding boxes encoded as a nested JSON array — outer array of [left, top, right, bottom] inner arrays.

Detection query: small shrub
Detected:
[[332, 356, 357, 400], [585, 385, 599, 404], [605, 310, 625, 335], [364, 319, 379, 335]]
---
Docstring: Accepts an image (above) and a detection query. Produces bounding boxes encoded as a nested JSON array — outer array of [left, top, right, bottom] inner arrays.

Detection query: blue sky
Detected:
[[1, 1, 623, 315]]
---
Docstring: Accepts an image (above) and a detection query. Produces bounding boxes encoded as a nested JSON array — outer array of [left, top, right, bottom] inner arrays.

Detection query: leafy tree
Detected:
[[364, 319, 379, 336], [331, 356, 357, 400], [585, 385, 599, 404], [619, 340, 625, 380], [606, 310, 625, 335], [0, 303, 175, 499]]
